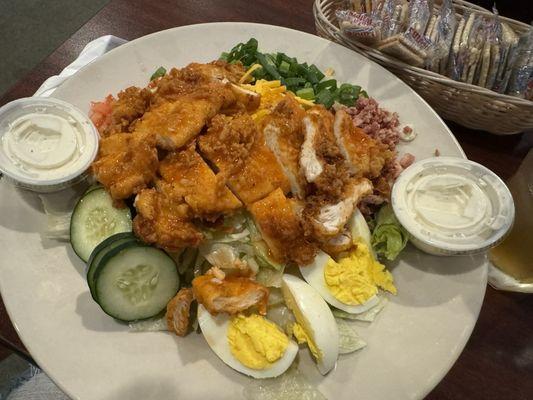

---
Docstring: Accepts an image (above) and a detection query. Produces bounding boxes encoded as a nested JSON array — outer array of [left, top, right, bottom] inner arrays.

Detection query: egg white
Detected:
[[197, 305, 298, 379], [281, 274, 339, 375], [349, 208, 372, 250], [299, 250, 380, 314], [300, 209, 381, 314]]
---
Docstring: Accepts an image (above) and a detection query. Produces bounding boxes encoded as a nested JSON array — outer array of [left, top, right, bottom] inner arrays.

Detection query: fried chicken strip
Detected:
[[159, 144, 242, 220], [134, 83, 236, 150], [192, 274, 269, 316], [198, 113, 290, 205], [249, 188, 317, 266], [166, 288, 194, 336], [261, 94, 307, 198], [333, 109, 393, 179], [307, 177, 373, 238], [133, 187, 203, 251], [91, 132, 158, 201]]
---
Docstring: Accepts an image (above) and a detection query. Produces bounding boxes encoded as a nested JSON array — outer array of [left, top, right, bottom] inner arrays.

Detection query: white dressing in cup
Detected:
[[391, 157, 515, 256], [0, 97, 99, 192]]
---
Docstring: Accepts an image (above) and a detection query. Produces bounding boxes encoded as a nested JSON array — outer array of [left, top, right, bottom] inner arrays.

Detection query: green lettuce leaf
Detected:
[[371, 204, 409, 261]]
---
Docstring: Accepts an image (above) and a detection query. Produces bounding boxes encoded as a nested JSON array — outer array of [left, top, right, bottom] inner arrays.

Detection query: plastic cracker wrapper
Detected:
[[482, 7, 503, 89], [448, 14, 466, 79], [457, 12, 486, 84], [337, 9, 383, 45], [351, 0, 383, 14], [428, 0, 456, 73], [493, 22, 520, 93], [506, 27, 533, 99], [380, 0, 408, 39], [376, 0, 433, 67], [475, 15, 499, 88]]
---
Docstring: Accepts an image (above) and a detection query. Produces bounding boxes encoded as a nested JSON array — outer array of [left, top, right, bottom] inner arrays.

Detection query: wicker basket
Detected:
[[314, 0, 533, 134]]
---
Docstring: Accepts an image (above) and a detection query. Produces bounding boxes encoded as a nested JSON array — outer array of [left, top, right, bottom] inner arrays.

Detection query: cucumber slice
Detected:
[[70, 188, 132, 262], [94, 245, 180, 321], [87, 234, 137, 301]]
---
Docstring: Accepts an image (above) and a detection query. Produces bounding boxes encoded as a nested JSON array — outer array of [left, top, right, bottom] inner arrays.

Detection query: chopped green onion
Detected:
[[315, 89, 335, 108], [150, 66, 166, 81], [296, 87, 315, 100], [316, 79, 337, 92], [220, 39, 370, 108], [284, 77, 306, 86], [279, 61, 291, 75], [256, 52, 281, 80]]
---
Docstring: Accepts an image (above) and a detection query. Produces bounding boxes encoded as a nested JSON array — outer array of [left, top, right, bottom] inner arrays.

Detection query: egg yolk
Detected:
[[324, 240, 397, 305], [227, 314, 289, 370], [291, 322, 322, 361]]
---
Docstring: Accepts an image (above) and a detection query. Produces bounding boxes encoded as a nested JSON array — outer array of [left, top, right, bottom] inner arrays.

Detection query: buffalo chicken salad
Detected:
[[66, 38, 415, 383]]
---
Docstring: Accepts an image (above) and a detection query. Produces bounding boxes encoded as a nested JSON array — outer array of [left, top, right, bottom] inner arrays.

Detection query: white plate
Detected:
[[0, 23, 487, 400]]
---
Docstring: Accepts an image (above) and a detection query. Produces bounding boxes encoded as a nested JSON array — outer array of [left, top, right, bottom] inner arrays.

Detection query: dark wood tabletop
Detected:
[[1, 0, 532, 399]]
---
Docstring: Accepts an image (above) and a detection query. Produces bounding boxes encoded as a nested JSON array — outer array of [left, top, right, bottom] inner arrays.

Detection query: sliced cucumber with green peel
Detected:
[[70, 188, 132, 262], [94, 245, 180, 321], [87, 233, 137, 301]]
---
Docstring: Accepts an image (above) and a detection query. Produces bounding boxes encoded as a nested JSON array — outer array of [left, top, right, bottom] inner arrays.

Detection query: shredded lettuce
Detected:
[[371, 204, 409, 261], [243, 363, 326, 400], [335, 318, 367, 354], [256, 266, 284, 288], [331, 296, 388, 322]]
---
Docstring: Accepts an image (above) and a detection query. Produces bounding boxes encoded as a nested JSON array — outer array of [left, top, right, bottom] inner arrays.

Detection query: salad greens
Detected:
[[220, 38, 368, 108], [336, 318, 367, 354], [150, 66, 167, 81], [371, 204, 409, 261]]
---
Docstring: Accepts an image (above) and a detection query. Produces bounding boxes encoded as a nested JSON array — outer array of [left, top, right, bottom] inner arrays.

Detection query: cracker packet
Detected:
[[377, 0, 433, 66], [337, 9, 383, 45], [506, 27, 533, 98], [380, 0, 408, 39], [476, 14, 501, 88], [428, 0, 457, 72], [493, 22, 520, 93], [483, 7, 503, 89], [457, 12, 486, 84], [447, 14, 466, 79]]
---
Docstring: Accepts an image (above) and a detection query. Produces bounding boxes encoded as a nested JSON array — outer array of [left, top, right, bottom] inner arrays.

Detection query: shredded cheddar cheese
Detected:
[[239, 64, 315, 122]]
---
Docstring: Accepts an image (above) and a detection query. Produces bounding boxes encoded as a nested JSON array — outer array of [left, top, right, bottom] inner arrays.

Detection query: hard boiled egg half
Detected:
[[299, 209, 396, 314], [281, 274, 339, 375], [197, 305, 298, 379]]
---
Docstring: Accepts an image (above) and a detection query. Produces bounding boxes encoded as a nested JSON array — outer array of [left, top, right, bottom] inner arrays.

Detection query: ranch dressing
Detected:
[[0, 97, 98, 192], [391, 157, 514, 256]]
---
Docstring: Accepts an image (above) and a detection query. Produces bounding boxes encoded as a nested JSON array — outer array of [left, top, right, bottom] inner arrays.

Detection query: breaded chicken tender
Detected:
[[166, 288, 194, 337], [133, 187, 203, 251], [333, 109, 393, 179], [261, 94, 307, 198], [135, 83, 236, 150], [91, 132, 158, 201], [192, 274, 269, 316], [199, 113, 290, 204], [248, 188, 317, 266], [158, 144, 242, 220]]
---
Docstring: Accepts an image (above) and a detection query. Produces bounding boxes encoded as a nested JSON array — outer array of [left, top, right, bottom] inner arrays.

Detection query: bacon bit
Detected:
[[399, 153, 415, 169], [166, 288, 194, 336]]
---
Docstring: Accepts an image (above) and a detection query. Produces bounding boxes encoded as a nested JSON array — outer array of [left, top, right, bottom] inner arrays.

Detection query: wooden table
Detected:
[[1, 1, 532, 399]]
